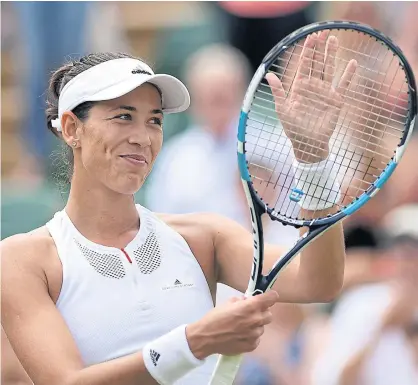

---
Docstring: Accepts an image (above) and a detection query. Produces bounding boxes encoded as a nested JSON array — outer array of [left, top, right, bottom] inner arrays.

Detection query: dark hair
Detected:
[[46, 52, 156, 186]]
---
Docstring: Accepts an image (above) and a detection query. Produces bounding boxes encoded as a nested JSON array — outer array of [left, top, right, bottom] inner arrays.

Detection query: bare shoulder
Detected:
[[1, 227, 55, 276]]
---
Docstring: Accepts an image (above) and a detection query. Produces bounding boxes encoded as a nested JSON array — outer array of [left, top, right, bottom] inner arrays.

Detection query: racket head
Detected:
[[238, 20, 417, 228]]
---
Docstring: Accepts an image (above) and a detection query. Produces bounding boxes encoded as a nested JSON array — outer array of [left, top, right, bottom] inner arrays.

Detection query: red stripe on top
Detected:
[[121, 248, 132, 264]]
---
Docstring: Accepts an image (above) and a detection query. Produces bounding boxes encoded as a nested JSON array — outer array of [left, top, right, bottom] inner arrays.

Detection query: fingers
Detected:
[[324, 35, 338, 83], [297, 33, 317, 78], [337, 59, 358, 94], [266, 72, 286, 113], [250, 290, 280, 310], [228, 295, 246, 304], [263, 309, 273, 325], [229, 297, 240, 304], [312, 30, 330, 79]]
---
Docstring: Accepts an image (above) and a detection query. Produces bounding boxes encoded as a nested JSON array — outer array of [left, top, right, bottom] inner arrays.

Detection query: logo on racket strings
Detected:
[[289, 188, 304, 202]]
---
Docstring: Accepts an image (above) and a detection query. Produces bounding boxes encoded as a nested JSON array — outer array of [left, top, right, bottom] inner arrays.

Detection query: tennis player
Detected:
[[2, 47, 345, 385]]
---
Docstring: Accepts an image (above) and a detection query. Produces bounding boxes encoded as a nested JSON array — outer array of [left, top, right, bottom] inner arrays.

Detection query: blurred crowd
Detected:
[[2, 2, 418, 385]]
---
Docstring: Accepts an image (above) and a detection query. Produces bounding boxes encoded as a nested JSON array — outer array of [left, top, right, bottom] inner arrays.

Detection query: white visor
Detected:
[[51, 58, 190, 131]]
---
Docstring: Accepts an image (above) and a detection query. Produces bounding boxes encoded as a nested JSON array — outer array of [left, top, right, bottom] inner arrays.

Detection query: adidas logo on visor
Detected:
[[132, 64, 151, 75]]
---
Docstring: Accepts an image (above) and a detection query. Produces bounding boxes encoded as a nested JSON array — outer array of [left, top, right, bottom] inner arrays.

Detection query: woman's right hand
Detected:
[[186, 290, 280, 359]]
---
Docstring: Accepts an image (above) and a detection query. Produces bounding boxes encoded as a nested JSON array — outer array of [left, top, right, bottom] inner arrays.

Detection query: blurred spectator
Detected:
[[146, 43, 251, 224], [236, 356, 275, 385], [311, 204, 418, 385], [405, 322, 418, 369], [145, 42, 298, 245], [251, 302, 329, 385], [325, 1, 383, 29], [14, 1, 92, 169], [395, 2, 418, 75], [340, 131, 418, 253], [217, 1, 318, 74]]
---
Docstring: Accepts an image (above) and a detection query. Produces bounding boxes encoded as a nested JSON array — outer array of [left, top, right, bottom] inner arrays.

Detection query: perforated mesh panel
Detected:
[[75, 239, 126, 279], [133, 232, 161, 274]]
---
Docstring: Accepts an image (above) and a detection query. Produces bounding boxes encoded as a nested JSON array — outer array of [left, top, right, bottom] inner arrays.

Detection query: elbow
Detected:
[[316, 284, 343, 303], [316, 274, 344, 303], [61, 372, 81, 385], [304, 272, 344, 303], [311, 257, 345, 303]]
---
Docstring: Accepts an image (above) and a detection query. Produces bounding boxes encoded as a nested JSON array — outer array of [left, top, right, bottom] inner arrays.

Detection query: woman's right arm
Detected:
[[1, 234, 158, 385], [1, 326, 32, 385]]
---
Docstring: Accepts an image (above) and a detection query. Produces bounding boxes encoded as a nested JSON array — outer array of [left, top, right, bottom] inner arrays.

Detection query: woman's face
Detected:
[[75, 83, 163, 194]]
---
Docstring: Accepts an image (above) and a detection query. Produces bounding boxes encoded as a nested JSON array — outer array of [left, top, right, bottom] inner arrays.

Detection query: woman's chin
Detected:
[[110, 175, 145, 195]]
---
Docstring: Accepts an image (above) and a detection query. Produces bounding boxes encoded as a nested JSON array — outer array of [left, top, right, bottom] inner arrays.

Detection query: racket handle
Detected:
[[208, 354, 244, 385]]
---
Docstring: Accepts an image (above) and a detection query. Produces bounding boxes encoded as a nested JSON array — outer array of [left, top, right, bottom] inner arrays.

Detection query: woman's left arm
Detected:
[[203, 211, 345, 304]]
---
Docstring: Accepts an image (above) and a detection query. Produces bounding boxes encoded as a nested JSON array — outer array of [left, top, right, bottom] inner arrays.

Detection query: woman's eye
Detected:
[[115, 114, 132, 121], [150, 117, 162, 126]]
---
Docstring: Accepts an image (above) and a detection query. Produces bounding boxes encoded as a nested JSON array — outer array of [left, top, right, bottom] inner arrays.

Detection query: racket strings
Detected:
[[272, 52, 398, 82], [307, 43, 397, 208], [335, 51, 407, 204], [255, 85, 409, 124], [271, 56, 407, 94], [250, 100, 404, 141], [245, 29, 410, 220], [247, 116, 401, 155], [275, 31, 398, 79], [245, 124, 391, 169]]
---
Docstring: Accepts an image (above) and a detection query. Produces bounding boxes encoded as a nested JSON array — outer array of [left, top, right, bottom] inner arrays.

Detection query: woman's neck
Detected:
[[65, 173, 140, 247]]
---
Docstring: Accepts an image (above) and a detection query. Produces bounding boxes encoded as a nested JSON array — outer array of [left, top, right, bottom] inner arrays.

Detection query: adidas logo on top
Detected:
[[150, 349, 160, 366], [131, 64, 152, 75], [162, 279, 194, 291]]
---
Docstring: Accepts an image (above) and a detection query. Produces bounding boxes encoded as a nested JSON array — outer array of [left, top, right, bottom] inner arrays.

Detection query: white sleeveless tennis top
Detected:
[[45, 204, 217, 383]]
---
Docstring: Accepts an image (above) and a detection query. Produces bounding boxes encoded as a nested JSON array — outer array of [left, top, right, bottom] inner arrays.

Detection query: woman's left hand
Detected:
[[267, 31, 357, 163]]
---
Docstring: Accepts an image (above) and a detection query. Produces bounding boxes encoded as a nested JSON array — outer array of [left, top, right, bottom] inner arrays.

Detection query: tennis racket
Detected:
[[209, 20, 416, 385]]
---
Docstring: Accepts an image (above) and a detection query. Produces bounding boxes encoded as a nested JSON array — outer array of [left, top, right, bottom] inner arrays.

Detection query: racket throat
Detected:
[[257, 276, 270, 293], [250, 276, 269, 295]]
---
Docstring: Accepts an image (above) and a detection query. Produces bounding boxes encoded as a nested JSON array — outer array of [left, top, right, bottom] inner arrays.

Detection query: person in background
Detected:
[[217, 1, 318, 74], [311, 204, 418, 385], [13, 1, 92, 169], [145, 42, 299, 246], [145, 43, 251, 225]]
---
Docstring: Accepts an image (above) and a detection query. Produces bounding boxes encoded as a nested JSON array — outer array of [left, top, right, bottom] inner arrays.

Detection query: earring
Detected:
[[72, 141, 77, 147]]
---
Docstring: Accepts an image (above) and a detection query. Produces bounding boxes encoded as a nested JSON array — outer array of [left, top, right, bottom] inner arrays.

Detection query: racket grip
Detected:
[[208, 354, 244, 385]]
